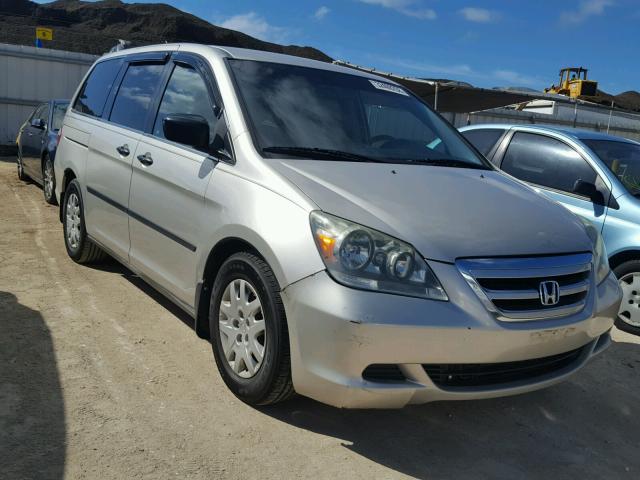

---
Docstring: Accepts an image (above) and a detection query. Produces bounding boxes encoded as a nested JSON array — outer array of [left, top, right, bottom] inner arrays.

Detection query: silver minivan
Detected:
[[54, 44, 621, 408]]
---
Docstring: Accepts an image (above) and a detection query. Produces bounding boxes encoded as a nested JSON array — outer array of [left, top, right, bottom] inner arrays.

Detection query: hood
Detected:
[[270, 160, 592, 262]]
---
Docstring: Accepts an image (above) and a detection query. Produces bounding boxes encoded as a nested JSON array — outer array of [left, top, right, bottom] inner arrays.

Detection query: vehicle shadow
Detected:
[[86, 258, 196, 331], [262, 339, 639, 479], [0, 291, 66, 480]]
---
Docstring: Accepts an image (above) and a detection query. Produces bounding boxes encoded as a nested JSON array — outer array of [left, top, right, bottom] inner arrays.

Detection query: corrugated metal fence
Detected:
[[0, 43, 96, 147]]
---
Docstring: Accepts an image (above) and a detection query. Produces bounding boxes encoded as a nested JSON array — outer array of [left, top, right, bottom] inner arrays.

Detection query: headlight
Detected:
[[310, 211, 448, 300], [579, 217, 610, 284]]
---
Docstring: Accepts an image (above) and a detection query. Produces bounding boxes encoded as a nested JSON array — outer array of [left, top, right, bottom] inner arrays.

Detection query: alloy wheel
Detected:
[[218, 278, 266, 378], [618, 272, 640, 327], [44, 158, 54, 200], [65, 193, 81, 250]]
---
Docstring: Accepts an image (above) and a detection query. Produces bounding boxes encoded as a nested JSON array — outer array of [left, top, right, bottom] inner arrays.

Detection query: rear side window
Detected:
[[462, 128, 505, 157], [153, 63, 217, 146], [502, 132, 596, 194], [74, 59, 122, 117], [110, 63, 166, 131]]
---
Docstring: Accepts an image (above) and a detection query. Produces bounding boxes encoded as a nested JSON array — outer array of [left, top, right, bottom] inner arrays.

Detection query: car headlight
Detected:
[[309, 211, 448, 300], [579, 217, 610, 284]]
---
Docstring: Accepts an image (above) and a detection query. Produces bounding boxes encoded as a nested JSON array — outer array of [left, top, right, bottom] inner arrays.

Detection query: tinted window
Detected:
[[74, 59, 122, 117], [153, 63, 217, 148], [51, 102, 69, 131], [584, 139, 640, 196], [502, 132, 596, 194], [462, 128, 505, 156], [110, 63, 165, 131], [229, 59, 487, 168]]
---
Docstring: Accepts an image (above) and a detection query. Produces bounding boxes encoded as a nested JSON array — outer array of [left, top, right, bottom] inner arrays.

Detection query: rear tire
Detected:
[[209, 252, 294, 405], [62, 179, 107, 264], [613, 260, 640, 336], [42, 154, 57, 205]]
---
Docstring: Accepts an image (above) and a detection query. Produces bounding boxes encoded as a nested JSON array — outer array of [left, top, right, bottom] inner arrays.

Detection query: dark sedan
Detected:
[[16, 99, 69, 204]]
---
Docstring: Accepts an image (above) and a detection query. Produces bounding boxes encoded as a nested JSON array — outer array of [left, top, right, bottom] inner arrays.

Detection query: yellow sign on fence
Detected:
[[36, 27, 53, 41]]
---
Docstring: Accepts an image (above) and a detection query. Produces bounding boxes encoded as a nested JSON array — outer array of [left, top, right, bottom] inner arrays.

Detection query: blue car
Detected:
[[16, 99, 70, 205], [460, 124, 640, 335]]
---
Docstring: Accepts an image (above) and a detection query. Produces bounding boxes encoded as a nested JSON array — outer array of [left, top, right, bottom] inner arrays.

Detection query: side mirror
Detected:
[[163, 114, 209, 152], [573, 179, 597, 198], [31, 118, 45, 129]]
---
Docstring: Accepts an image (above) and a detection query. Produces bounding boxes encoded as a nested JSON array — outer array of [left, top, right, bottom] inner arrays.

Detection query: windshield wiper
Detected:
[[262, 146, 383, 163], [404, 158, 490, 170]]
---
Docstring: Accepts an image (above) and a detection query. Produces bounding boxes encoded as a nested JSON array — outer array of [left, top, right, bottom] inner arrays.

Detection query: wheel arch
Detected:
[[58, 168, 77, 222], [609, 249, 640, 270], [194, 236, 268, 340]]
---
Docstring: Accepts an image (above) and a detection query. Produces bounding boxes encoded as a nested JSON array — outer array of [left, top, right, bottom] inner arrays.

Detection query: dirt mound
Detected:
[[0, 0, 332, 61]]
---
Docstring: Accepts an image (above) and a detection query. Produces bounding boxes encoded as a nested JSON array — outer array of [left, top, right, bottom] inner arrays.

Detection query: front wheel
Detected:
[[43, 154, 57, 205], [614, 260, 640, 336], [209, 252, 294, 405], [17, 153, 28, 181], [63, 179, 106, 264]]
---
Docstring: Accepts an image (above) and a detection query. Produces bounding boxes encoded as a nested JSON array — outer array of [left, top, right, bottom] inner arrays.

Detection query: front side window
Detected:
[[228, 59, 488, 168], [110, 63, 165, 131], [583, 139, 640, 197], [502, 132, 596, 195], [153, 63, 217, 149], [462, 128, 505, 157], [74, 59, 122, 117], [51, 102, 69, 131], [30, 104, 47, 123]]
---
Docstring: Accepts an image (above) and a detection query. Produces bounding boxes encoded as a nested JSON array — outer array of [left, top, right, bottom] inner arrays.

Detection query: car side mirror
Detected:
[[573, 179, 597, 198], [163, 114, 209, 152], [573, 179, 605, 205], [31, 118, 45, 129]]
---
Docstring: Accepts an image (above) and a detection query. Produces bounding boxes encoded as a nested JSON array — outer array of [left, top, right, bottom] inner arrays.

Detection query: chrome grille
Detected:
[[457, 253, 592, 321]]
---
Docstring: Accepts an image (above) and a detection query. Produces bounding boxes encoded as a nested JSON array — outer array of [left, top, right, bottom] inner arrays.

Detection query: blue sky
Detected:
[[37, 0, 638, 93]]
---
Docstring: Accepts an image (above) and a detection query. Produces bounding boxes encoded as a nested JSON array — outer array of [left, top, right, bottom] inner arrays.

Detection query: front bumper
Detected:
[[281, 263, 621, 408]]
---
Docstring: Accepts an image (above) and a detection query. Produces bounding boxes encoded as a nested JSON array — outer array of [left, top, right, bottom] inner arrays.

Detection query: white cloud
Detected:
[[458, 7, 498, 23], [492, 69, 540, 87], [560, 0, 614, 24], [314, 6, 330, 20], [219, 12, 290, 43], [357, 0, 437, 20]]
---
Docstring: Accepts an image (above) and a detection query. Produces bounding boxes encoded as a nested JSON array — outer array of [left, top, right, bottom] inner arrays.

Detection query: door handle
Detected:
[[116, 144, 130, 156], [137, 152, 153, 166]]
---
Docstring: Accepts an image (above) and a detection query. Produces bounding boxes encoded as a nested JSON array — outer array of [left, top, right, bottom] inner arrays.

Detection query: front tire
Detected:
[[17, 152, 28, 181], [42, 154, 57, 205], [614, 260, 640, 336], [63, 179, 106, 264], [209, 252, 294, 405]]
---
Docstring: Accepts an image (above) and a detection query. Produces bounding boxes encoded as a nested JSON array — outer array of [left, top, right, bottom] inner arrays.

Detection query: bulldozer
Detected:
[[545, 67, 598, 98]]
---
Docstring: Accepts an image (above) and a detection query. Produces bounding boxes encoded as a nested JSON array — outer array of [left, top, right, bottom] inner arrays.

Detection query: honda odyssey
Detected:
[[54, 44, 621, 408]]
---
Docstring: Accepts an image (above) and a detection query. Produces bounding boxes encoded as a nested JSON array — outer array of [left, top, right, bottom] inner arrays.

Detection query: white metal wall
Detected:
[[0, 43, 96, 145]]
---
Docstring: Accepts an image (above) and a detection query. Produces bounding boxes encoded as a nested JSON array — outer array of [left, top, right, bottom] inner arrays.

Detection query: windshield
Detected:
[[52, 102, 69, 131], [228, 59, 489, 168], [584, 139, 640, 196]]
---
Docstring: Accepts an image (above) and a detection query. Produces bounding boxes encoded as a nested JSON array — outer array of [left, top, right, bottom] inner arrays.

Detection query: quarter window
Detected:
[[73, 59, 122, 117], [153, 63, 217, 149], [462, 128, 505, 157], [110, 63, 165, 131], [502, 132, 597, 195]]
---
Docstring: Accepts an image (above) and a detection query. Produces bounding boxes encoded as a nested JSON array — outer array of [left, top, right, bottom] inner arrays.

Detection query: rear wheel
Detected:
[[42, 154, 57, 205], [63, 179, 106, 264], [614, 260, 640, 336], [209, 252, 294, 405]]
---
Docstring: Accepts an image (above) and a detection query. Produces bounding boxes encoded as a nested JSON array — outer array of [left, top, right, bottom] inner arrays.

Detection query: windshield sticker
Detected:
[[369, 80, 409, 96]]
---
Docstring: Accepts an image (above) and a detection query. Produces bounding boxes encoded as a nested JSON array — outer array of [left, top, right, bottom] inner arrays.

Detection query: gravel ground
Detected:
[[0, 156, 639, 480]]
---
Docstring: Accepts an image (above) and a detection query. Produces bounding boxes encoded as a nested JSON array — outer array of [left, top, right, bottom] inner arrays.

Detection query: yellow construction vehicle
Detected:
[[545, 67, 598, 98]]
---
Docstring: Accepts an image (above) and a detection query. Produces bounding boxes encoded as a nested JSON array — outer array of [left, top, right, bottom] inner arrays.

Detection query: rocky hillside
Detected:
[[0, 0, 332, 61]]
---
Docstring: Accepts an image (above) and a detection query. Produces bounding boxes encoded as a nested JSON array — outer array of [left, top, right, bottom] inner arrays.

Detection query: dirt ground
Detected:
[[0, 157, 639, 480]]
